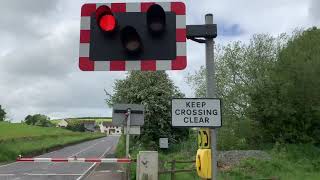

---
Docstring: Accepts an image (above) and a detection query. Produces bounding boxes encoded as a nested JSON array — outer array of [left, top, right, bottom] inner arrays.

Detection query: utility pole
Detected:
[[126, 108, 131, 180], [205, 14, 218, 180], [126, 108, 131, 157]]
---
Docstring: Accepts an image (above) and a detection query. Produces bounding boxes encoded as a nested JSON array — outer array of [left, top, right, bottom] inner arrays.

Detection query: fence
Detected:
[[159, 160, 196, 180]]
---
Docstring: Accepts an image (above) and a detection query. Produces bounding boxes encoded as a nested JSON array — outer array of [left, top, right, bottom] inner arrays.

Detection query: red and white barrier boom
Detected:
[[17, 157, 131, 163]]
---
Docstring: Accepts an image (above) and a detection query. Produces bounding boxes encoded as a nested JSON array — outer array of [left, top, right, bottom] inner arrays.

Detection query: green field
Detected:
[[0, 122, 104, 162]]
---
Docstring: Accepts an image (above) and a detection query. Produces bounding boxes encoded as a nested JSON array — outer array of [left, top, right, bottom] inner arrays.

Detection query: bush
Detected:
[[24, 114, 53, 127], [0, 105, 6, 121], [66, 121, 86, 132]]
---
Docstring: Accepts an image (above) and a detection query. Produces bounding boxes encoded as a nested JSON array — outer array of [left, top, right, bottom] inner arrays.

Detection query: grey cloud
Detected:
[[0, 20, 79, 80], [0, 0, 59, 15], [0, 0, 61, 41]]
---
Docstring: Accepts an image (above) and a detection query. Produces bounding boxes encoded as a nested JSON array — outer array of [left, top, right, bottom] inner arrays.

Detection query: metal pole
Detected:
[[125, 108, 131, 180], [126, 108, 131, 157], [205, 14, 217, 180]]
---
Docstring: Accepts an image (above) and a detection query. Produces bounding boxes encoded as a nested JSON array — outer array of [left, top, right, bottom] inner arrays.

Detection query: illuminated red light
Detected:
[[96, 5, 116, 32], [99, 15, 116, 32]]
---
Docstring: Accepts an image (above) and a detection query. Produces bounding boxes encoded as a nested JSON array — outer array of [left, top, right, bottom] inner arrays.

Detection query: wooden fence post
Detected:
[[171, 160, 176, 180]]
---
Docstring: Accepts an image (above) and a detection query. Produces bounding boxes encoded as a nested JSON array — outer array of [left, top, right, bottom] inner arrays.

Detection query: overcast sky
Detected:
[[0, 0, 319, 122]]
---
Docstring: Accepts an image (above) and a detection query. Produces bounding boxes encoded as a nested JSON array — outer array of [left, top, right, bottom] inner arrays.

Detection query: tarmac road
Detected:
[[0, 135, 120, 180]]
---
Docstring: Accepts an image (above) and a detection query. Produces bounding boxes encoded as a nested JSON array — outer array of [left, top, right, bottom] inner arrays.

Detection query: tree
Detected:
[[187, 34, 288, 148], [107, 71, 188, 149], [66, 121, 86, 132], [24, 114, 53, 127], [249, 28, 320, 143], [0, 105, 6, 121]]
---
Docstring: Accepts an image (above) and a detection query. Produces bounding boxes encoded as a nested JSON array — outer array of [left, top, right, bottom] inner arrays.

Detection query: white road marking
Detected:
[[69, 139, 105, 157], [0, 162, 19, 168], [0, 136, 116, 180], [0, 138, 106, 168], [43, 137, 105, 157], [24, 173, 83, 176], [76, 163, 96, 180], [76, 139, 114, 180], [100, 147, 112, 158]]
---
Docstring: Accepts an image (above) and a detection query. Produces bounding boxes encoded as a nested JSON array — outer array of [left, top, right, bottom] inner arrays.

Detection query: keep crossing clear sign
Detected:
[[171, 98, 222, 127]]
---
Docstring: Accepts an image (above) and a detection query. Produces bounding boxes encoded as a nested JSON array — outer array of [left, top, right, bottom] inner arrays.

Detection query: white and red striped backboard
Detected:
[[79, 2, 187, 71]]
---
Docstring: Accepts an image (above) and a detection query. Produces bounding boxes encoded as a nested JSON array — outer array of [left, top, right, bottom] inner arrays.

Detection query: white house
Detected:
[[99, 122, 122, 135], [57, 119, 68, 128]]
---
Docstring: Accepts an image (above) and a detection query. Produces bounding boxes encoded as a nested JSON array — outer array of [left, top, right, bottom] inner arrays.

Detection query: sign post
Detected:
[[112, 104, 144, 180], [125, 109, 131, 158], [205, 14, 218, 180], [185, 13, 219, 179]]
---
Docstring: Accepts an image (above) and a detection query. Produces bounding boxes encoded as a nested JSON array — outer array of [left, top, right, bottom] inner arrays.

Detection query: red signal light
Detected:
[[99, 15, 116, 32], [96, 5, 116, 32]]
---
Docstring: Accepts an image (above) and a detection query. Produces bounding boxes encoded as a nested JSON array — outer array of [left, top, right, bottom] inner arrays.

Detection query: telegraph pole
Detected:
[[205, 14, 218, 180], [125, 108, 131, 157], [126, 108, 131, 180]]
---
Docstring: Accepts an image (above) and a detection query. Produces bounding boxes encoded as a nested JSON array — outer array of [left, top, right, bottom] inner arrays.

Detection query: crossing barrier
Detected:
[[16, 157, 131, 163]]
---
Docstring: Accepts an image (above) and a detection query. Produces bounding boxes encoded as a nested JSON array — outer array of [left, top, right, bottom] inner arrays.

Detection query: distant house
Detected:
[[99, 122, 122, 135], [57, 119, 68, 128]]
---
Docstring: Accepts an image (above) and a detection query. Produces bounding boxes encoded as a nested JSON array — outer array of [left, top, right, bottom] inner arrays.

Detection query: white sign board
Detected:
[[172, 98, 222, 127], [159, 138, 169, 149], [123, 126, 141, 135]]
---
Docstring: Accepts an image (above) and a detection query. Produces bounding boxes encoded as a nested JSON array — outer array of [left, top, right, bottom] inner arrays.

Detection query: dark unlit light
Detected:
[[121, 26, 142, 53], [147, 4, 166, 35]]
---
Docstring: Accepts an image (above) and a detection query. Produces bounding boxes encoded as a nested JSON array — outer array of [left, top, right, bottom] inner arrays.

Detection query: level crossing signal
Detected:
[[79, 2, 187, 71]]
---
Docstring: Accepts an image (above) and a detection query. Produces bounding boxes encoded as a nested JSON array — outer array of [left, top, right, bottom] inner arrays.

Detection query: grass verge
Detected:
[[220, 144, 320, 180], [115, 130, 320, 180], [0, 122, 104, 162], [115, 134, 126, 157]]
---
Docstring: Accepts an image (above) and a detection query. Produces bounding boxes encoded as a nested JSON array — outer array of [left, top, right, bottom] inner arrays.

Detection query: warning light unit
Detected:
[[79, 2, 187, 71]]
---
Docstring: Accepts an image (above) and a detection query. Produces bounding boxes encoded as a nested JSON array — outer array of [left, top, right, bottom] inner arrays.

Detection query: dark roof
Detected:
[[102, 122, 117, 126]]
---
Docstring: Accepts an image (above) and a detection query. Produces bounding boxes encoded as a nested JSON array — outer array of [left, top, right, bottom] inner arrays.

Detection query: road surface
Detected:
[[0, 135, 119, 180]]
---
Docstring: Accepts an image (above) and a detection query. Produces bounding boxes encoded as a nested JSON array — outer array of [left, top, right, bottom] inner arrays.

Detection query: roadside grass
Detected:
[[220, 144, 320, 180], [115, 128, 320, 180], [115, 134, 126, 157], [0, 122, 105, 162]]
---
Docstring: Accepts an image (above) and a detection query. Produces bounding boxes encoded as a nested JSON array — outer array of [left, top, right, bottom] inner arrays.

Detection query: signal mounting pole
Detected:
[[205, 14, 218, 180], [187, 13, 218, 180], [125, 108, 131, 180], [125, 108, 131, 157]]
